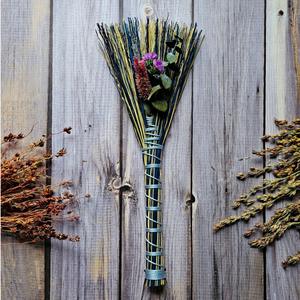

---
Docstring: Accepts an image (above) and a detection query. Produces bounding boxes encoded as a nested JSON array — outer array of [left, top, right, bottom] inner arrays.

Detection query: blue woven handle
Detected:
[[142, 116, 166, 286]]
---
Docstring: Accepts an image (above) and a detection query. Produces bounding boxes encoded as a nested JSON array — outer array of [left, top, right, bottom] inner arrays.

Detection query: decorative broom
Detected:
[[96, 18, 204, 288]]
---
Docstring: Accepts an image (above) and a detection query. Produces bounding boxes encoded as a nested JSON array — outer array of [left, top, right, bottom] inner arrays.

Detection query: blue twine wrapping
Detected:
[[145, 269, 166, 281], [142, 116, 166, 285]]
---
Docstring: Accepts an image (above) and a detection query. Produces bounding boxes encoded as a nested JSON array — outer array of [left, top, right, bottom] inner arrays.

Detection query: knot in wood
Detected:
[[143, 5, 154, 17]]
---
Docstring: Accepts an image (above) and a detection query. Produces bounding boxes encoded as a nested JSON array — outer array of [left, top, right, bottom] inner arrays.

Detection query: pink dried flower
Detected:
[[133, 57, 152, 101], [153, 59, 164, 72], [142, 52, 157, 61]]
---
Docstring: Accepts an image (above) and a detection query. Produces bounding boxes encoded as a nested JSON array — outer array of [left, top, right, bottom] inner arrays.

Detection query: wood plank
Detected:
[[265, 1, 300, 299], [1, 1, 50, 299], [122, 1, 193, 299], [192, 1, 265, 299], [50, 2, 120, 299]]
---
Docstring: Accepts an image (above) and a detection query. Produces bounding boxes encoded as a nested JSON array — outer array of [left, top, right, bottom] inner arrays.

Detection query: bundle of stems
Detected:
[[1, 126, 84, 243], [96, 18, 204, 287], [214, 119, 300, 268]]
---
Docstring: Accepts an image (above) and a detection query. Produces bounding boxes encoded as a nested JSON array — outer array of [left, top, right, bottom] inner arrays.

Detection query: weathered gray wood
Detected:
[[192, 1, 265, 299], [122, 1, 193, 299], [3, 1, 300, 298], [265, 1, 300, 299], [1, 1, 50, 299], [50, 2, 120, 299]]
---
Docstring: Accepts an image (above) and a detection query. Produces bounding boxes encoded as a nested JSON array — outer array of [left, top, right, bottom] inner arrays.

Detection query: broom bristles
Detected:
[[96, 18, 204, 147]]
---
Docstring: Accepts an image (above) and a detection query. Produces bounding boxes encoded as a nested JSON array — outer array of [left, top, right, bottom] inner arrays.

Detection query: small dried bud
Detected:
[[63, 127, 72, 134], [237, 173, 246, 180]]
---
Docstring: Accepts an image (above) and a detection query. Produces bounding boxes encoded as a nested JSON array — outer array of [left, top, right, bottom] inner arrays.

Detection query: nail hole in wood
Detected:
[[186, 194, 195, 206], [278, 10, 284, 16]]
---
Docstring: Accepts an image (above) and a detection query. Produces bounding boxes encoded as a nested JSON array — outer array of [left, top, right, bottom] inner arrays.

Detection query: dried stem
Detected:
[[214, 119, 300, 268], [1, 126, 86, 244]]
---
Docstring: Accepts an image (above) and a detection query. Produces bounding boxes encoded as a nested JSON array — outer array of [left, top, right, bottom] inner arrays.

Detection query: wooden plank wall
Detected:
[[265, 1, 300, 299], [193, 1, 265, 299], [50, 2, 120, 300], [1, 1, 300, 300], [1, 1, 51, 299]]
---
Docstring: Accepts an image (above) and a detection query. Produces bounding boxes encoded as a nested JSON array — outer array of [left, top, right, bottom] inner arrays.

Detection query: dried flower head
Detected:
[[133, 57, 152, 101], [213, 119, 300, 268], [1, 126, 82, 243], [142, 52, 157, 61], [153, 59, 164, 72]]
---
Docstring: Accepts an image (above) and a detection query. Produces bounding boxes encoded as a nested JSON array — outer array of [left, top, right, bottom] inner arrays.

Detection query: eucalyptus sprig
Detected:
[[214, 119, 300, 268]]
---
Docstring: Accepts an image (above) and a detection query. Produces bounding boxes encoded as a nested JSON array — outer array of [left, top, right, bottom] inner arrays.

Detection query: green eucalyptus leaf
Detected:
[[143, 102, 152, 116], [160, 73, 172, 89], [166, 53, 177, 64], [147, 85, 162, 101], [168, 63, 180, 72], [175, 46, 182, 54], [152, 100, 168, 112], [157, 89, 171, 102], [162, 61, 169, 67], [166, 41, 176, 48]]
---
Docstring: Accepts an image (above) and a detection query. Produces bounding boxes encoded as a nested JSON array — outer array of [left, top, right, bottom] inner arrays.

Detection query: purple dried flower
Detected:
[[153, 59, 164, 72], [142, 52, 157, 61]]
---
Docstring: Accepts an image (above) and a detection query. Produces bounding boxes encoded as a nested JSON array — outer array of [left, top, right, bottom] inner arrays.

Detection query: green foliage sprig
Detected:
[[138, 36, 184, 116], [214, 119, 300, 268]]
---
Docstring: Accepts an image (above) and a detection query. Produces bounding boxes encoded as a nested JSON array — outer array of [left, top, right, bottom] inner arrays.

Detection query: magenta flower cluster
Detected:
[[142, 52, 157, 60], [142, 52, 164, 72], [153, 59, 164, 72]]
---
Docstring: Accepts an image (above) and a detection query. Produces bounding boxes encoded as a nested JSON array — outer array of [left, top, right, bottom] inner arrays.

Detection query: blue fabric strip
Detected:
[[145, 214, 163, 225], [144, 137, 160, 141], [145, 257, 164, 267], [145, 184, 162, 189], [144, 164, 161, 169], [146, 228, 163, 233], [144, 172, 162, 183], [145, 193, 162, 203], [146, 251, 163, 256], [145, 269, 166, 280], [145, 206, 162, 211], [145, 237, 163, 249], [142, 145, 163, 151]]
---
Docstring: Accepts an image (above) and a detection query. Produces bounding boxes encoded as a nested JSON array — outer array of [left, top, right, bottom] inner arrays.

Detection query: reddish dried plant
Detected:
[[133, 57, 152, 101], [1, 126, 84, 243]]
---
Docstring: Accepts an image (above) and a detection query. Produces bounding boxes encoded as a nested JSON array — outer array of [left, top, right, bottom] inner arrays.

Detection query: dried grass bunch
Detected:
[[214, 119, 300, 268], [1, 126, 85, 244]]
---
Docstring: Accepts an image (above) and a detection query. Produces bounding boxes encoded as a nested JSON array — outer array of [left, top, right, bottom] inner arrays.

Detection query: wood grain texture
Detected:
[[265, 1, 300, 299], [192, 1, 265, 299], [122, 1, 193, 299], [50, 1, 120, 299], [2, 1, 300, 299], [1, 1, 50, 299]]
